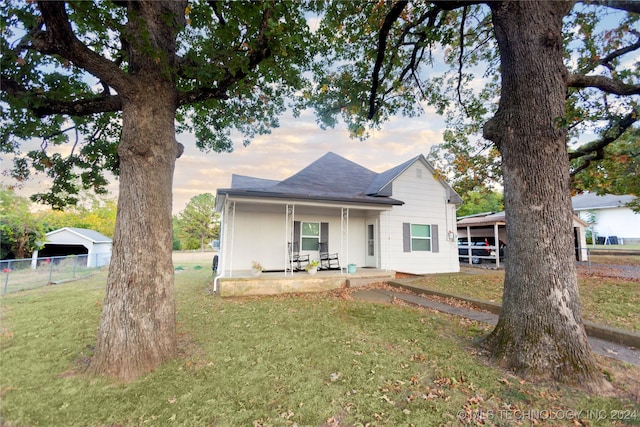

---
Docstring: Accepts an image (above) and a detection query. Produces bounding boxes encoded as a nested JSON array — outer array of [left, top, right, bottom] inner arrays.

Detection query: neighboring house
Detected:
[[215, 152, 462, 276], [32, 227, 112, 268], [457, 211, 589, 263], [572, 193, 639, 245]]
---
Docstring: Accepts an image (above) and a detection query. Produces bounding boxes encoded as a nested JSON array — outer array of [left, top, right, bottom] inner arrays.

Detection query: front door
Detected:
[[365, 220, 377, 267]]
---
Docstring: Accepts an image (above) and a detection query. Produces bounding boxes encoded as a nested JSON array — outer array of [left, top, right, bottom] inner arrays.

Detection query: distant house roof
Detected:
[[46, 227, 112, 243], [572, 192, 637, 210], [457, 212, 508, 227], [457, 211, 588, 228], [217, 152, 462, 209]]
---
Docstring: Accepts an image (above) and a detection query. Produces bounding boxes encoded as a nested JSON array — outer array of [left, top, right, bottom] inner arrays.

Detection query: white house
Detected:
[[571, 193, 639, 245], [32, 227, 112, 268], [215, 152, 462, 277]]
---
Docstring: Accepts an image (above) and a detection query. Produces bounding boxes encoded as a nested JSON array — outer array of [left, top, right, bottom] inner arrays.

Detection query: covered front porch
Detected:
[[217, 197, 393, 277], [216, 267, 395, 297]]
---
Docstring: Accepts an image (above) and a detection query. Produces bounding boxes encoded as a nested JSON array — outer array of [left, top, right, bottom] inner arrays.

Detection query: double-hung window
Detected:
[[301, 222, 320, 250], [411, 224, 431, 251], [403, 223, 439, 253]]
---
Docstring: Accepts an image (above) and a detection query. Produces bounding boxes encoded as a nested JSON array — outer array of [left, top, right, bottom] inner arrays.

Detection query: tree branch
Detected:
[[1, 75, 123, 117], [566, 74, 640, 95], [393, 10, 440, 82], [34, 1, 132, 95], [33, 95, 123, 117], [368, 0, 408, 120], [599, 30, 640, 67], [569, 106, 640, 175], [582, 0, 640, 14], [207, 1, 226, 26], [456, 6, 470, 116], [577, 29, 640, 76], [177, 3, 274, 107], [367, 1, 484, 120]]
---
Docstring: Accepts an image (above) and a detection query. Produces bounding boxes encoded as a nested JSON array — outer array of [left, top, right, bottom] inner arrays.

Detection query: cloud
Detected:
[[5, 107, 447, 215], [172, 109, 446, 213]]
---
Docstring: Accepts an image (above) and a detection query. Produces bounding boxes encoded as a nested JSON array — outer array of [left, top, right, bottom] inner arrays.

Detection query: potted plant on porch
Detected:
[[251, 260, 263, 277], [305, 260, 319, 275]]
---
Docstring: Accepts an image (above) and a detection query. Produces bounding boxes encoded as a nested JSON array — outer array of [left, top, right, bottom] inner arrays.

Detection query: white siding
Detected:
[[220, 203, 366, 273], [88, 242, 112, 267], [577, 207, 640, 241], [381, 162, 460, 274], [47, 230, 91, 246], [45, 229, 112, 267]]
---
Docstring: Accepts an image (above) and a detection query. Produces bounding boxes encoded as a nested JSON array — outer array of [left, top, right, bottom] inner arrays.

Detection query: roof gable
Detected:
[[46, 227, 112, 243], [367, 154, 463, 204]]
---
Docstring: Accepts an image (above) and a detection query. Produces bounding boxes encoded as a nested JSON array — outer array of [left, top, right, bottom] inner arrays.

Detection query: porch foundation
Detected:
[[218, 269, 395, 297]]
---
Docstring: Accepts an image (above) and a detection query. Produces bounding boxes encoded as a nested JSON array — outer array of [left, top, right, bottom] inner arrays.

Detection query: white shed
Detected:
[[33, 227, 112, 268]]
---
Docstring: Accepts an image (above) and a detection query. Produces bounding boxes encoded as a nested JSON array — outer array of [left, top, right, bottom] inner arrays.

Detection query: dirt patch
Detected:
[[577, 262, 640, 281]]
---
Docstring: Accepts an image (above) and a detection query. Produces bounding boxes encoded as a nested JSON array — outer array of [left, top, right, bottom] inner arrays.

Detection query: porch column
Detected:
[[341, 207, 349, 273], [494, 223, 500, 268], [466, 226, 472, 265], [223, 200, 236, 277], [284, 204, 295, 276], [31, 249, 39, 270]]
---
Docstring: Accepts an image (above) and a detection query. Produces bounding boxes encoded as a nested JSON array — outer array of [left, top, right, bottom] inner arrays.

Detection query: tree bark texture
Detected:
[[482, 1, 608, 390], [90, 1, 185, 381]]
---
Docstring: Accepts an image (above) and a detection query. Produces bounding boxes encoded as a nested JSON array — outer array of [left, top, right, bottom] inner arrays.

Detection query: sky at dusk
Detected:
[[171, 105, 447, 214], [5, 103, 448, 215]]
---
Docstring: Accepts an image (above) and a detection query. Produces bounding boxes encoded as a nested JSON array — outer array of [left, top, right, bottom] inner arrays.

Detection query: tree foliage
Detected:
[[571, 127, 640, 212], [1, 0, 316, 207], [308, 2, 639, 199], [36, 194, 117, 237], [0, 187, 44, 259], [1, 0, 318, 381], [309, 1, 639, 389], [456, 189, 503, 218], [174, 193, 218, 251]]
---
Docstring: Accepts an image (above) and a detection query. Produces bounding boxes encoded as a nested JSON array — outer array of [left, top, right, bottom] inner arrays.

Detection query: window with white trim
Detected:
[[411, 224, 431, 251], [301, 222, 320, 250]]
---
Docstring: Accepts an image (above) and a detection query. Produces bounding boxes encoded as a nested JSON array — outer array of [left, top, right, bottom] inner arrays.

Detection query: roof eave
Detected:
[[218, 189, 403, 207]]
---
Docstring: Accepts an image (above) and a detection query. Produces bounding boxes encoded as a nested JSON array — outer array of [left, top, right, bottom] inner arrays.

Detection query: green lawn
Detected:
[[412, 268, 640, 332], [1, 262, 639, 426]]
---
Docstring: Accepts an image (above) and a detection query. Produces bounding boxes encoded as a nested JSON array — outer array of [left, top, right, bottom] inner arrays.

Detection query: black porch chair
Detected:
[[289, 242, 310, 271], [319, 242, 340, 270]]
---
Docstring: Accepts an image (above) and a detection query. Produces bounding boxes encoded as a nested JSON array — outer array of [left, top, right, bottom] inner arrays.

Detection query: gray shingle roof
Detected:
[[572, 193, 636, 210], [231, 174, 279, 190], [218, 152, 461, 207], [47, 227, 112, 243], [273, 152, 378, 198]]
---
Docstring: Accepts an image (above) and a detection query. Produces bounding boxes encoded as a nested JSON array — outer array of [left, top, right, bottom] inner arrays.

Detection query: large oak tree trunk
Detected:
[[483, 1, 608, 391], [90, 87, 179, 381], [90, 1, 185, 381]]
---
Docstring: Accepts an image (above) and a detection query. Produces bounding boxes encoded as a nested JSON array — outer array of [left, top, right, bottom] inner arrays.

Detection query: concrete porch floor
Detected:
[[217, 268, 395, 297]]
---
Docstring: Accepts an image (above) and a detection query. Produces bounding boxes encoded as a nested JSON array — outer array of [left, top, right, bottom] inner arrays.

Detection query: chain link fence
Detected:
[[1, 254, 107, 295]]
